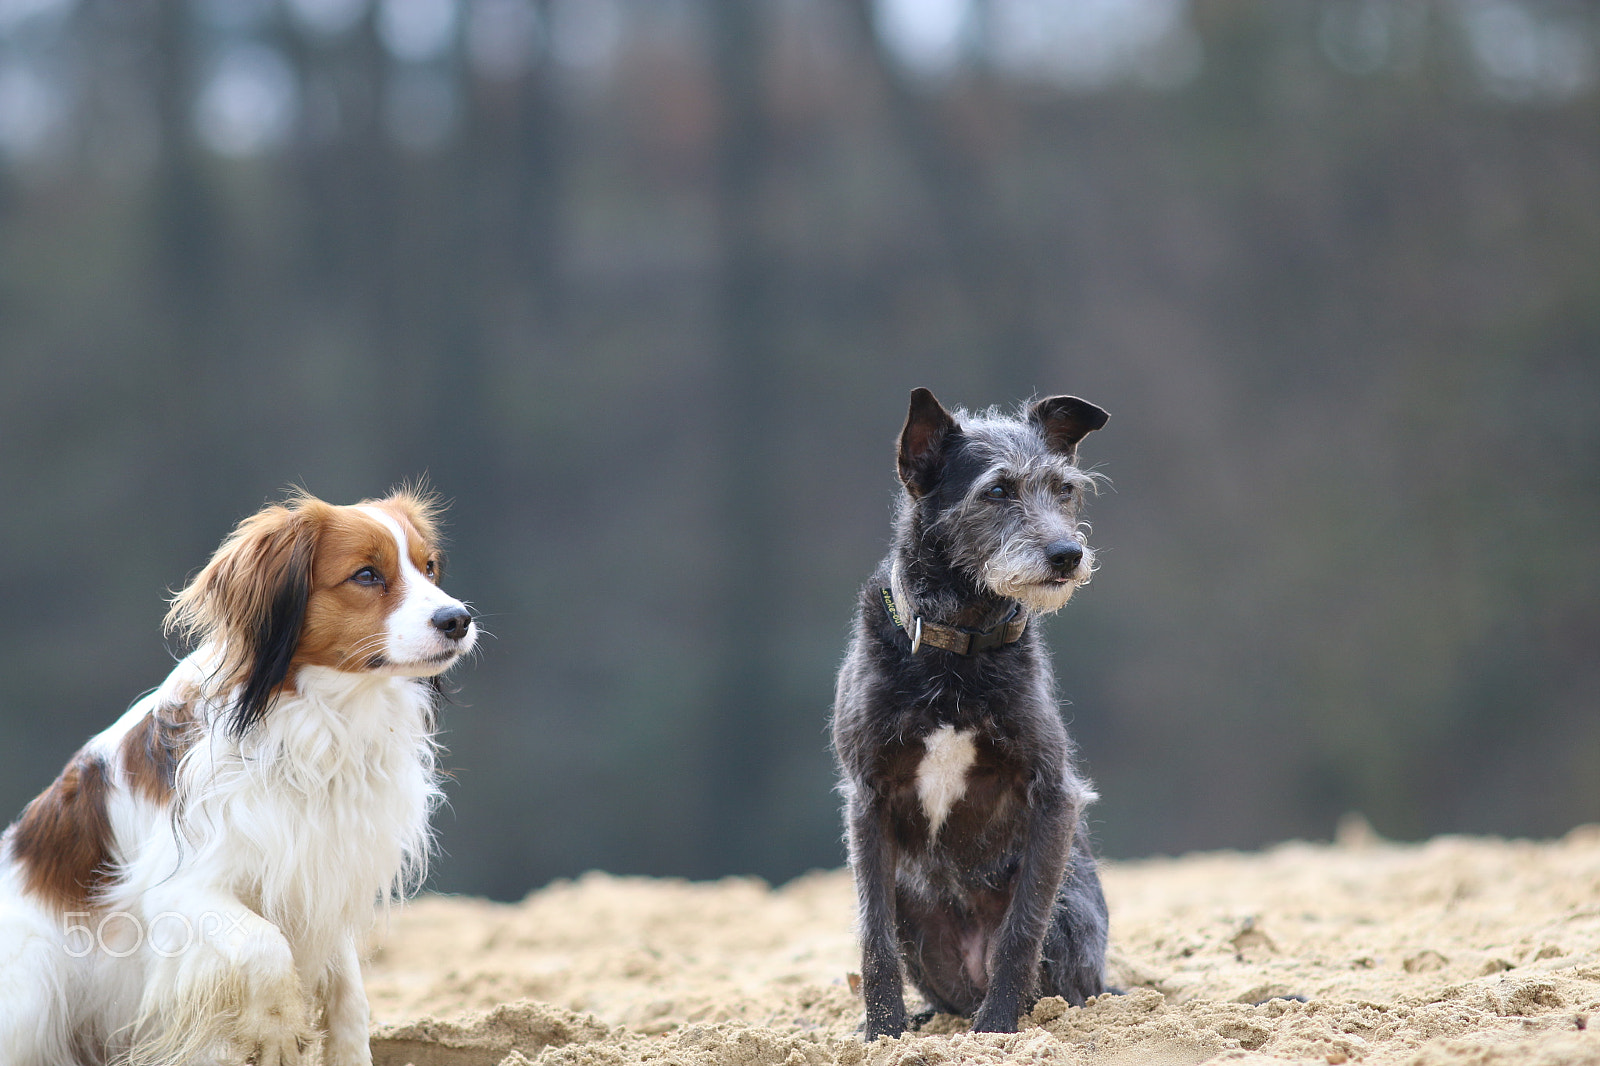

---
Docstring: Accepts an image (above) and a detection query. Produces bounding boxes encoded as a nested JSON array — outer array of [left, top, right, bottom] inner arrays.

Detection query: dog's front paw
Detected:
[[240, 1029, 310, 1066], [195, 920, 314, 1066], [970, 1005, 1020, 1034], [859, 973, 909, 1042], [862, 1004, 909, 1042], [232, 991, 312, 1066], [132, 908, 317, 1066], [229, 959, 313, 1066], [863, 1020, 906, 1042], [320, 1010, 371, 1066]]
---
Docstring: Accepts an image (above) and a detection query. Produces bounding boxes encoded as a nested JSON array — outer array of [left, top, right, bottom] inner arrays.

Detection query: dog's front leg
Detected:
[[848, 791, 908, 1041], [971, 787, 1073, 1033], [134, 889, 312, 1066], [320, 936, 373, 1066]]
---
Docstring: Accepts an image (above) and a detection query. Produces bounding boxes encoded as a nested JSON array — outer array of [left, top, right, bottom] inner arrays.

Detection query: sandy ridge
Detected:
[[363, 826, 1600, 1065]]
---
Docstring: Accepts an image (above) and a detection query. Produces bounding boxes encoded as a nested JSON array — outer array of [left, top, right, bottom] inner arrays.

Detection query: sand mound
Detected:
[[364, 826, 1600, 1065]]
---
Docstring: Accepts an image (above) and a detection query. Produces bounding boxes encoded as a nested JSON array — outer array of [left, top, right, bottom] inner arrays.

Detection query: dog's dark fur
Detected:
[[832, 388, 1112, 1040]]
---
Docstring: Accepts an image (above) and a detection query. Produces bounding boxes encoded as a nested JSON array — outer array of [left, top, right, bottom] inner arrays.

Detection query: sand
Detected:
[[362, 822, 1600, 1066]]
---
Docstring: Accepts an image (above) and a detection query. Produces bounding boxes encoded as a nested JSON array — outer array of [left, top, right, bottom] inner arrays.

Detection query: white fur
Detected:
[[982, 529, 1096, 613], [359, 507, 469, 675], [917, 725, 977, 838], [0, 558, 470, 1065]]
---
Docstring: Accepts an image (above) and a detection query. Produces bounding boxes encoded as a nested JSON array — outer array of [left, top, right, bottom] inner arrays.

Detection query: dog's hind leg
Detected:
[[0, 898, 76, 1066], [897, 889, 986, 1019], [1039, 832, 1111, 1006]]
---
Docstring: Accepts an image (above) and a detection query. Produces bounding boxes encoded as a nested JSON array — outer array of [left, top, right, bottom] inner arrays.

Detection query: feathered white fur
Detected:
[[0, 662, 440, 1065], [0, 491, 472, 1066]]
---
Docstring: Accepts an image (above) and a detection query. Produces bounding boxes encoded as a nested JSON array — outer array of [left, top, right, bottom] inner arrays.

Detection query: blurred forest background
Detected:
[[1, 0, 1597, 901]]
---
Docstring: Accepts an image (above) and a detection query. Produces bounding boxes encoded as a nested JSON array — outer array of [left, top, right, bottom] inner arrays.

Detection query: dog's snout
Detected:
[[431, 605, 473, 641], [1046, 540, 1084, 575]]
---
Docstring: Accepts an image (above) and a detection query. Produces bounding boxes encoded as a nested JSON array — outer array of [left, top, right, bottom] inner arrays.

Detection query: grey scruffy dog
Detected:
[[831, 387, 1112, 1040]]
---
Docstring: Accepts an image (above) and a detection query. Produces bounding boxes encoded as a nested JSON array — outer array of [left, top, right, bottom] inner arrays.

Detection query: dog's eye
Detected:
[[1060, 483, 1076, 499], [425, 559, 437, 580], [351, 567, 384, 588], [985, 484, 1009, 500]]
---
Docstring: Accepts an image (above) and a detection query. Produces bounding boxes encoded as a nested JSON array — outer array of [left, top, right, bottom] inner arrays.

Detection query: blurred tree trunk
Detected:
[[152, 0, 216, 313], [838, 0, 1044, 396], [150, 0, 234, 548], [441, 0, 567, 474], [513, 0, 566, 328], [702, 0, 783, 876]]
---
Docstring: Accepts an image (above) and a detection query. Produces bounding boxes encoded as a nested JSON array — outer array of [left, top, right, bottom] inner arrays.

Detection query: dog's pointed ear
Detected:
[[898, 387, 960, 497], [1029, 395, 1109, 461], [166, 501, 319, 736]]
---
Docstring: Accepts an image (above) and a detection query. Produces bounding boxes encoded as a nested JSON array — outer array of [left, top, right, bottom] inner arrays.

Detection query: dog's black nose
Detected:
[[431, 605, 473, 641], [1046, 540, 1083, 575]]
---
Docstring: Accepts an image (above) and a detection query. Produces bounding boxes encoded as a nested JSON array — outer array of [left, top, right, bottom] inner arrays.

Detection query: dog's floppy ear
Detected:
[[166, 500, 319, 737], [898, 387, 960, 497], [1029, 396, 1109, 461]]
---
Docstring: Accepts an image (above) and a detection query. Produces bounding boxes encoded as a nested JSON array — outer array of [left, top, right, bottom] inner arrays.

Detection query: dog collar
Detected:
[[879, 587, 1026, 656]]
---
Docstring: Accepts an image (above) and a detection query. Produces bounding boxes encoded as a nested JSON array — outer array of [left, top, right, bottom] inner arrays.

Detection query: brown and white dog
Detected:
[[0, 489, 476, 1066]]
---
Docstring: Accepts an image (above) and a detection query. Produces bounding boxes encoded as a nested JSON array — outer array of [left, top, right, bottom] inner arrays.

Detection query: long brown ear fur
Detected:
[[165, 496, 323, 736]]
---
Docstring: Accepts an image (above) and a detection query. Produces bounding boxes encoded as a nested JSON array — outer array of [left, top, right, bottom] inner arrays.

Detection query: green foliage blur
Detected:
[[1, 0, 1596, 900]]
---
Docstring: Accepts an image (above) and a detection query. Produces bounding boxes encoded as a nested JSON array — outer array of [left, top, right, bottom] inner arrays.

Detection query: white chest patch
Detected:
[[916, 725, 977, 838]]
